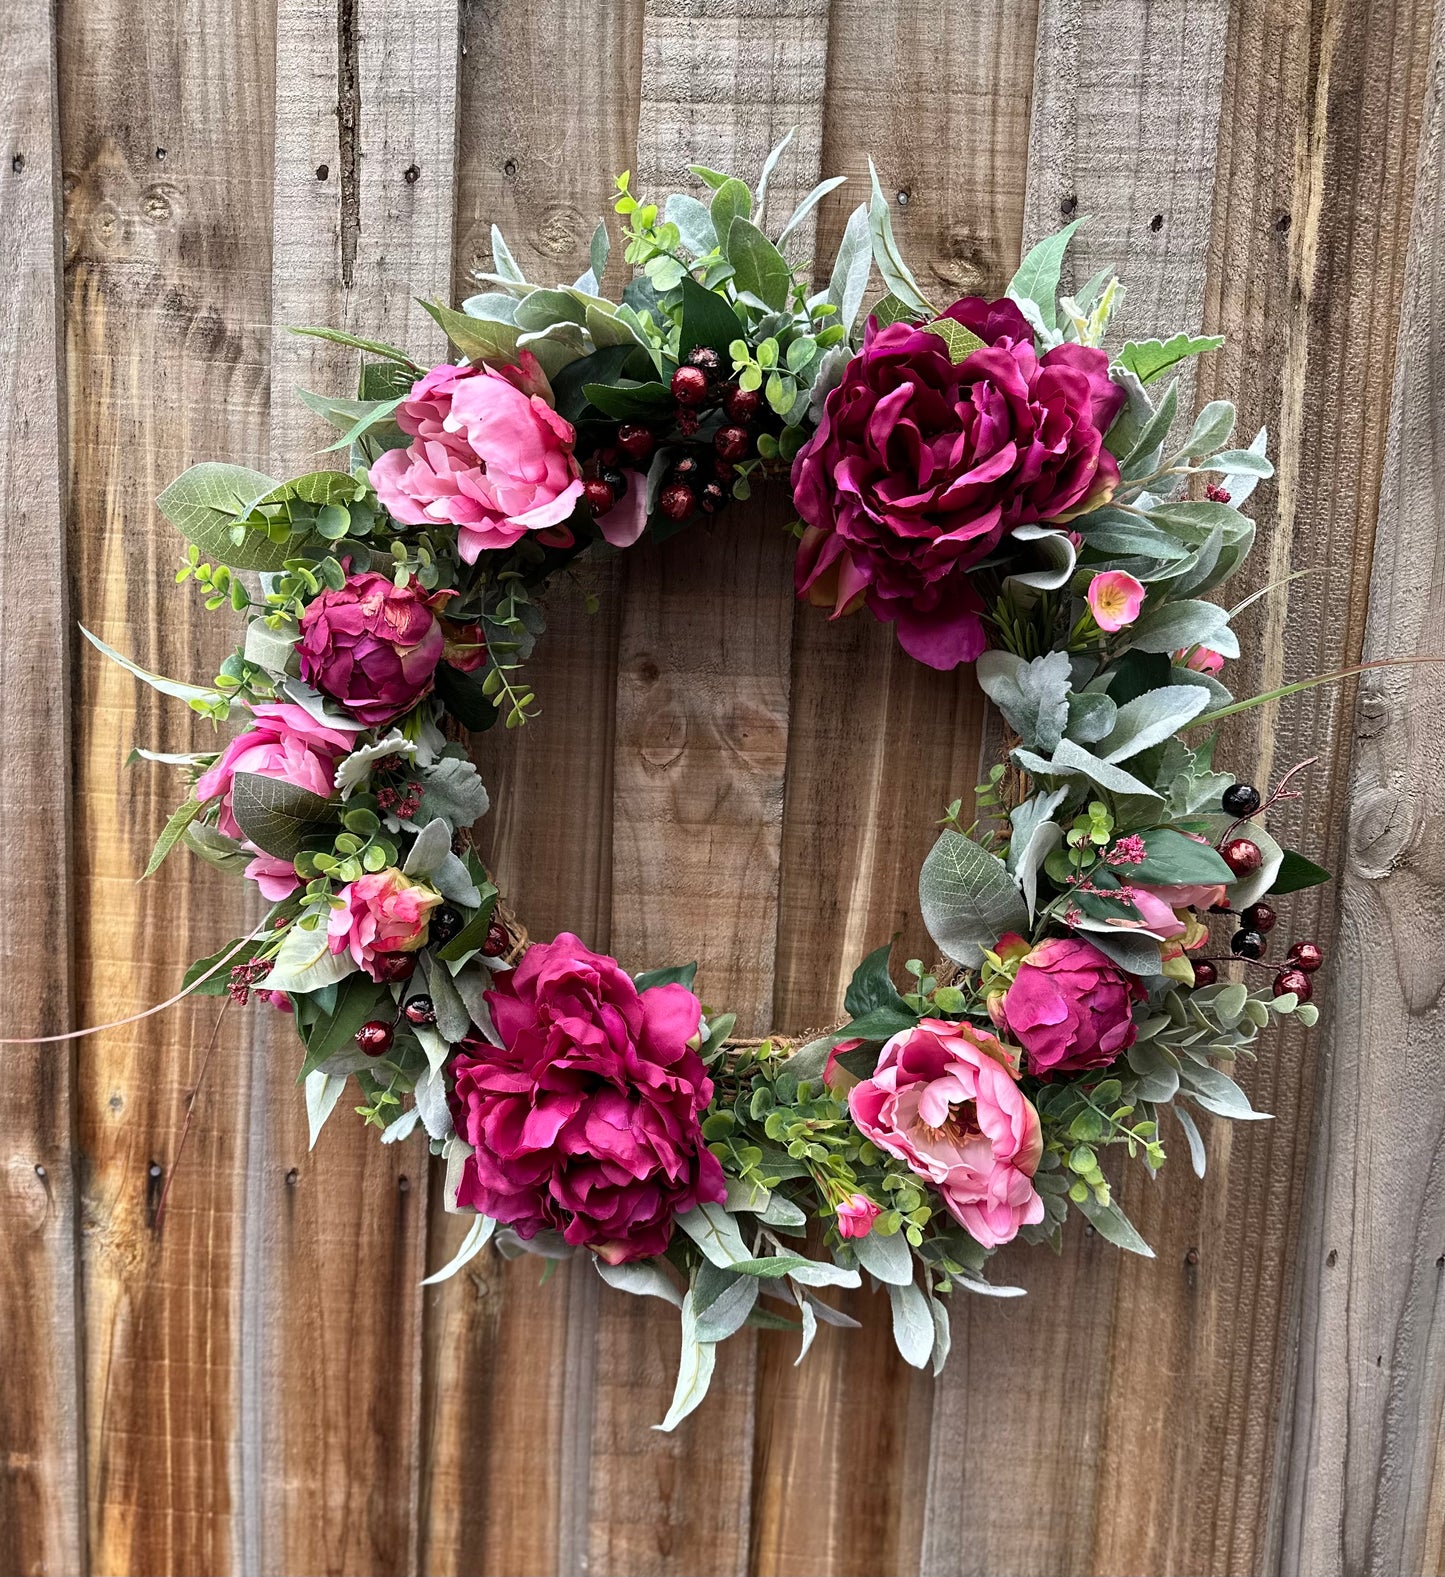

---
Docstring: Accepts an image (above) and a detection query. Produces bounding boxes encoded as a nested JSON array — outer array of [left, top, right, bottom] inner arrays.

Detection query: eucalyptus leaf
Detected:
[[156, 462, 294, 572], [827, 202, 873, 335], [675, 1201, 752, 1268], [693, 1265, 759, 1342], [1076, 1194, 1155, 1256], [919, 831, 1029, 967], [866, 159, 932, 315], [80, 626, 221, 706], [230, 771, 332, 859], [267, 921, 358, 995], [777, 174, 848, 247], [142, 796, 212, 879]]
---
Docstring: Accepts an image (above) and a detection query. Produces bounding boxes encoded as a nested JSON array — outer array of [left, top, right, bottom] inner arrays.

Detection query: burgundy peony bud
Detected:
[[297, 570, 444, 727]]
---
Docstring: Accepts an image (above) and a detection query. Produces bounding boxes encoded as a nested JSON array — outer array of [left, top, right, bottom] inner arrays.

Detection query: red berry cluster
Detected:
[[656, 347, 763, 522], [1190, 781, 1326, 1000]]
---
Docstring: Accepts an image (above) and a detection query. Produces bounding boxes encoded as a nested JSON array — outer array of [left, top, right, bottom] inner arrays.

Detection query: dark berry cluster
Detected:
[[1189, 781, 1326, 1000]]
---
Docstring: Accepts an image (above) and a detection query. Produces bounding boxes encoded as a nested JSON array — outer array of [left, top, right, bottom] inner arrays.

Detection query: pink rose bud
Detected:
[[835, 1192, 883, 1240], [369, 361, 584, 561], [297, 570, 445, 727], [326, 868, 444, 979], [1176, 645, 1225, 675], [1086, 570, 1147, 633], [849, 1019, 1044, 1250], [790, 296, 1125, 670]]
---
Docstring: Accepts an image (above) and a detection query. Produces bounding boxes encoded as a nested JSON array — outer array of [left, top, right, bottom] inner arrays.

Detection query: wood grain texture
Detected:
[[1277, 6, 1445, 1571], [753, 4, 1039, 1572], [582, 5, 829, 1573], [1186, 2, 1439, 1571], [921, 6, 1234, 1574], [258, 4, 456, 1573], [419, 5, 643, 1574], [0, 3, 84, 1572], [58, 3, 275, 1572]]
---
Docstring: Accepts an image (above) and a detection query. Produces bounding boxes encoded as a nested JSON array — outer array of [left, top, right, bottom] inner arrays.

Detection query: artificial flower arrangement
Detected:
[[93, 142, 1335, 1426]]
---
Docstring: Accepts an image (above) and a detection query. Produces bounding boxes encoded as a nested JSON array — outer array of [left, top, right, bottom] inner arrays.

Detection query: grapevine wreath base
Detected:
[[89, 141, 1343, 1424]]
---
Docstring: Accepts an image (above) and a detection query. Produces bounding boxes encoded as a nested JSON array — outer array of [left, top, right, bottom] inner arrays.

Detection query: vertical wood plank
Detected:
[[58, 4, 275, 1572], [0, 2, 84, 1571], [258, 4, 456, 1572], [1085, 0, 1439, 1570], [919, 5, 1232, 1574], [1277, 4, 1445, 1570], [753, 3, 1039, 1573], [584, 5, 829, 1573], [418, 5, 643, 1574]]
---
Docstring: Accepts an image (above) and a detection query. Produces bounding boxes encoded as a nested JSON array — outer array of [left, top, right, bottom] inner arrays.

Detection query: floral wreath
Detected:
[[85, 145, 1341, 1426]]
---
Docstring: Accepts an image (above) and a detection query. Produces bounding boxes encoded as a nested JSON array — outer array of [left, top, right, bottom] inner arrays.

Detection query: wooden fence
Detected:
[[1, 1, 1441, 1573]]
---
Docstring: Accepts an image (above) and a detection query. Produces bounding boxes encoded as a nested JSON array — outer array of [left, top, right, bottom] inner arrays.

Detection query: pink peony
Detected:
[[849, 1019, 1044, 1249], [1086, 570, 1146, 632], [1115, 885, 1187, 939], [790, 296, 1124, 670], [835, 1192, 882, 1239], [448, 933, 725, 1264], [998, 937, 1142, 1075], [297, 570, 444, 727], [1177, 644, 1225, 675], [370, 360, 584, 562], [195, 701, 351, 838], [326, 868, 443, 978]]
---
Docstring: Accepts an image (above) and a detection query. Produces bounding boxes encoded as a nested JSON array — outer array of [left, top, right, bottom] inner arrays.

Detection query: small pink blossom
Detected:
[[1105, 834, 1147, 866], [849, 1019, 1043, 1249], [1086, 570, 1146, 632], [327, 868, 443, 979], [836, 1192, 883, 1239]]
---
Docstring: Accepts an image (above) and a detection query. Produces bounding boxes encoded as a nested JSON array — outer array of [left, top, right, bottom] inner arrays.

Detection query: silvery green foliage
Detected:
[[919, 831, 1031, 967]]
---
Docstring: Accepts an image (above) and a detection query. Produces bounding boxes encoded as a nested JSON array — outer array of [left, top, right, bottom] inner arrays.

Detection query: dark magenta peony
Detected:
[[790, 296, 1126, 669], [448, 934, 726, 1263], [995, 935, 1142, 1075], [297, 570, 445, 727]]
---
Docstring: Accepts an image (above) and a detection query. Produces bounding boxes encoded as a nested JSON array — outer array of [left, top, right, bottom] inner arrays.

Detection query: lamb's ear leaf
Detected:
[[1005, 217, 1084, 336]]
